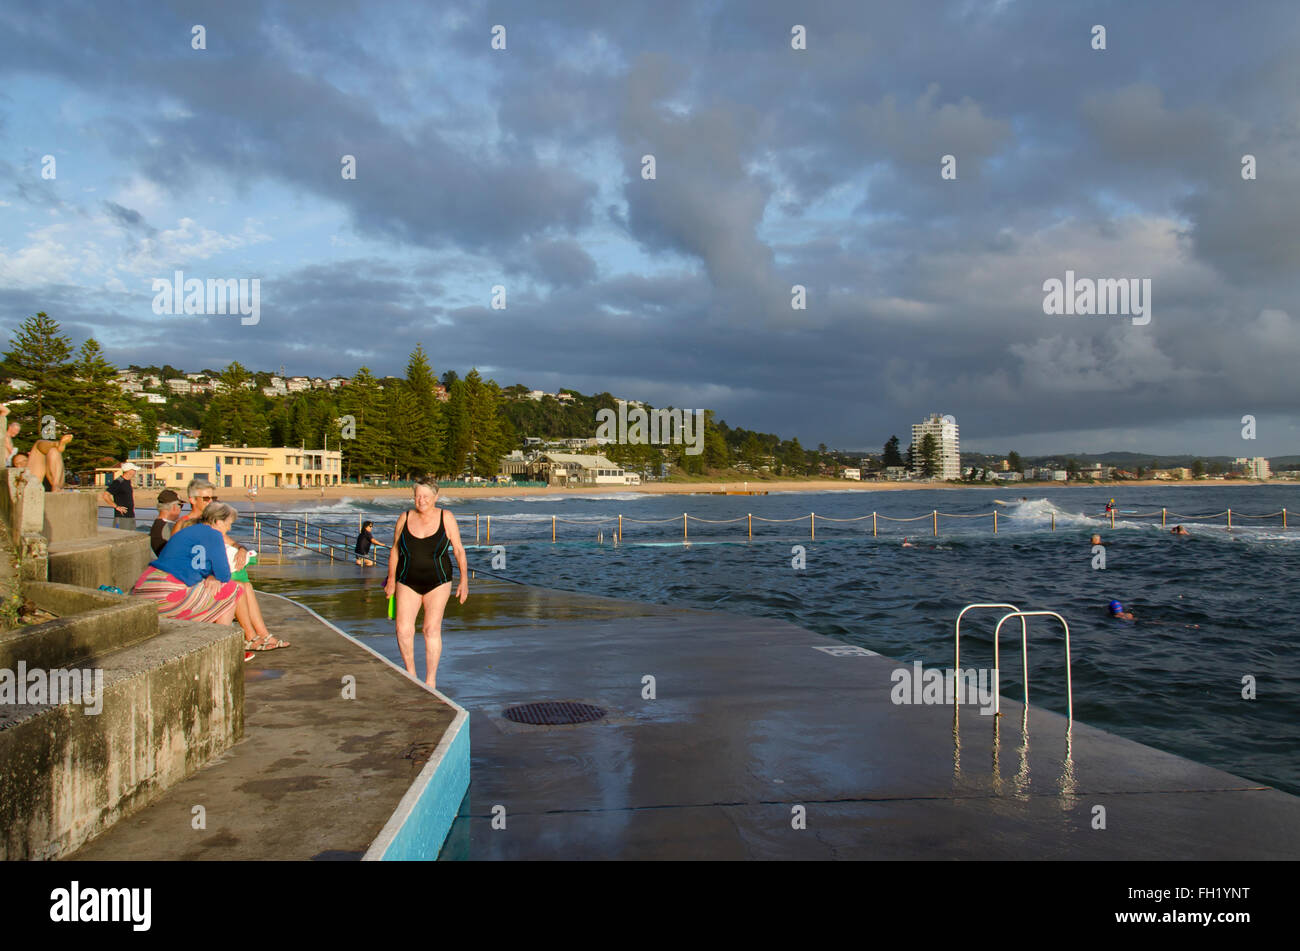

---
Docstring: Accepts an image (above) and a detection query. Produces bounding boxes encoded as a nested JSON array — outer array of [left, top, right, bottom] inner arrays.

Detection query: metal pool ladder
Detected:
[[954, 604, 1074, 723]]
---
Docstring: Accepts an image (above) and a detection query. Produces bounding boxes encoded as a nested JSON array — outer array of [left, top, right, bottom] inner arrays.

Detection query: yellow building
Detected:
[[97, 445, 343, 490]]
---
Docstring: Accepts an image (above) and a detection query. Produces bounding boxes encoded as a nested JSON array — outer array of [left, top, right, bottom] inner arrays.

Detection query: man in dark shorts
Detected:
[[150, 488, 184, 554], [100, 462, 138, 530]]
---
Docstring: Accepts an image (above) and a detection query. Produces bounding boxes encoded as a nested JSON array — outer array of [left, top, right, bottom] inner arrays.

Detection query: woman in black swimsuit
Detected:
[[384, 477, 468, 688]]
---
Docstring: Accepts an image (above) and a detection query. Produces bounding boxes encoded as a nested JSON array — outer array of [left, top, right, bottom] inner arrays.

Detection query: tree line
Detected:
[[1, 311, 882, 481]]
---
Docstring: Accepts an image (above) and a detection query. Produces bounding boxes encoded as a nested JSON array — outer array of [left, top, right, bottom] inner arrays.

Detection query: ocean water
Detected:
[[236, 484, 1300, 795]]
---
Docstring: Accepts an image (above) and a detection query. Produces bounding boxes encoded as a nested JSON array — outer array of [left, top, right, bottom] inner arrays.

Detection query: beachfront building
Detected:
[[1234, 457, 1271, 479], [841, 468, 862, 480], [537, 452, 626, 486], [910, 413, 960, 480], [131, 444, 343, 490], [156, 431, 199, 453]]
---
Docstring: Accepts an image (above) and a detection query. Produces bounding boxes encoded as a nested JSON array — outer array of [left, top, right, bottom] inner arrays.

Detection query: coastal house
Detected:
[[118, 444, 344, 490], [537, 452, 626, 486], [165, 378, 192, 395]]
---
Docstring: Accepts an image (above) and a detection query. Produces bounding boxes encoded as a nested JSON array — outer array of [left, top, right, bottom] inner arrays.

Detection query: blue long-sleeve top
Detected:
[[149, 523, 232, 585]]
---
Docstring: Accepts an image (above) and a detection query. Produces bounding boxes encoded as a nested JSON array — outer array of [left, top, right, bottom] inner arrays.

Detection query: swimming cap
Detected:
[[1108, 600, 1123, 614]]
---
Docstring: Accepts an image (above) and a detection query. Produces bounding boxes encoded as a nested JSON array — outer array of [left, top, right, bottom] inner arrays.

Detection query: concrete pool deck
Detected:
[[64, 572, 1300, 860], [70, 593, 465, 861], [431, 578, 1300, 860]]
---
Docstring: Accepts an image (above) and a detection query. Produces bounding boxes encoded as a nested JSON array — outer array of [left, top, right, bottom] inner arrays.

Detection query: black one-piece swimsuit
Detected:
[[395, 509, 453, 595]]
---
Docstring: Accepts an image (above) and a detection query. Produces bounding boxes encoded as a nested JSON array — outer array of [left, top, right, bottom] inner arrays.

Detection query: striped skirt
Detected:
[[132, 567, 243, 622]]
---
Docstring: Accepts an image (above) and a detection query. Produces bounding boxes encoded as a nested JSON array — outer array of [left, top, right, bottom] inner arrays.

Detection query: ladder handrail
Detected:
[[992, 611, 1073, 724], [954, 603, 1027, 713]]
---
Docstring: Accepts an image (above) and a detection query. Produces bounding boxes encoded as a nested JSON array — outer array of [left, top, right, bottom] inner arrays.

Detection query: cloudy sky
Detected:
[[2, 0, 1298, 455]]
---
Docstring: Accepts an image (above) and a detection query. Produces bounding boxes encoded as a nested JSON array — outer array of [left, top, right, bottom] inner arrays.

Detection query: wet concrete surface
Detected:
[[432, 580, 1300, 859], [69, 594, 456, 861]]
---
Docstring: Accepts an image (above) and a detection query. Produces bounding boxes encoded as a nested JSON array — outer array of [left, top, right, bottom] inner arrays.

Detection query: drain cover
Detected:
[[503, 701, 607, 725]]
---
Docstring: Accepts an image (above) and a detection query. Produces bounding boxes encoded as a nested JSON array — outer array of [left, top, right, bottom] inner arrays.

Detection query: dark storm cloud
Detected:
[[3, 0, 1300, 453]]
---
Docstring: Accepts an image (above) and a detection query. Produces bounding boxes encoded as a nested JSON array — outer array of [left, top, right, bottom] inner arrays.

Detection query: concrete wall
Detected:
[[0, 619, 244, 860], [48, 530, 153, 592], [0, 583, 158, 671], [42, 492, 98, 544], [3, 468, 48, 583]]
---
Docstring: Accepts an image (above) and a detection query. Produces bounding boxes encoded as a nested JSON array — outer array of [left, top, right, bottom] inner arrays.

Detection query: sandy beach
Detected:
[[155, 477, 1277, 505]]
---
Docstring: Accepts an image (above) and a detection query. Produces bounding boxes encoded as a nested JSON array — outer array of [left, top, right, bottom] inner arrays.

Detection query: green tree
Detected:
[[1191, 459, 1205, 478], [781, 438, 806, 476], [339, 368, 388, 478], [66, 339, 133, 471], [1007, 450, 1022, 472], [444, 377, 471, 476], [703, 413, 729, 470], [0, 312, 75, 438], [201, 363, 269, 447], [882, 435, 904, 468], [920, 433, 938, 477], [397, 345, 444, 476], [462, 369, 511, 478]]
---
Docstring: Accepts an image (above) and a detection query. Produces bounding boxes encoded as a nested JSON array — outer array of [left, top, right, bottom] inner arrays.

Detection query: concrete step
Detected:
[[42, 492, 99, 544], [0, 616, 244, 860], [0, 582, 159, 671], [48, 530, 153, 593]]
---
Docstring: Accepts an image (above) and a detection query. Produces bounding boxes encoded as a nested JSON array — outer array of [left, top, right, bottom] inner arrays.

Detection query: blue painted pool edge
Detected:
[[261, 593, 471, 862], [364, 713, 469, 860]]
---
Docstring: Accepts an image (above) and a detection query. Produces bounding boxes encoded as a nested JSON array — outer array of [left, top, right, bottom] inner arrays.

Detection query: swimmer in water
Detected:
[[1171, 525, 1189, 536], [1107, 600, 1134, 621], [901, 537, 914, 547], [1090, 534, 1102, 545]]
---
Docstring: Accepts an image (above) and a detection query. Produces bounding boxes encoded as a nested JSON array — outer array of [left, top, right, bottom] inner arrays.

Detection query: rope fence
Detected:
[[238, 506, 1292, 559]]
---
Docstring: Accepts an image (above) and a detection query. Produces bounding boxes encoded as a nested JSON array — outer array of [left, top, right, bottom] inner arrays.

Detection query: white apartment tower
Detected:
[[1234, 456, 1271, 480], [911, 413, 961, 480]]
